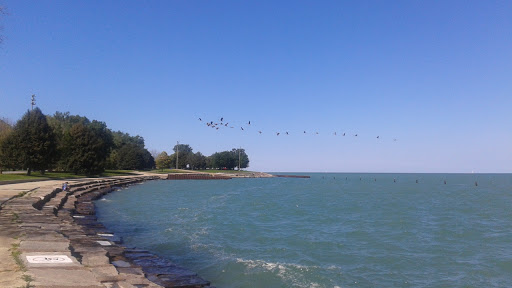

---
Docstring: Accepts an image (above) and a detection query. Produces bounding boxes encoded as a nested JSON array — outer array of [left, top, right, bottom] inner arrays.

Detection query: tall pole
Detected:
[[176, 141, 179, 170], [31, 94, 36, 110], [238, 147, 241, 171]]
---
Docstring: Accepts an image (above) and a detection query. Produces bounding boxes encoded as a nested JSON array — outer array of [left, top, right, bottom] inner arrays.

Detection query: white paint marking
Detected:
[[96, 240, 112, 246], [26, 255, 73, 264]]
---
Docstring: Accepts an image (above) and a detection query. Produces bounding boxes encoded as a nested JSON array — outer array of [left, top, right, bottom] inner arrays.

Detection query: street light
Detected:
[[31, 94, 36, 110]]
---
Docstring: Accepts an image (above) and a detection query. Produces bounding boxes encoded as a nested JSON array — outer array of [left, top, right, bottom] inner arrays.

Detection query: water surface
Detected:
[[96, 173, 512, 287]]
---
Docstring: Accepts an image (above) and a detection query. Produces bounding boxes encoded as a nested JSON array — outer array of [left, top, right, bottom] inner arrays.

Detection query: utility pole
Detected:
[[176, 141, 179, 170], [31, 94, 36, 110]]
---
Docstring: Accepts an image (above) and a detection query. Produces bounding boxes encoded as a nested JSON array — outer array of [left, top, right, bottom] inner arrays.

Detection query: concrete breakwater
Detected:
[[167, 173, 232, 180], [167, 171, 275, 180], [0, 175, 212, 288]]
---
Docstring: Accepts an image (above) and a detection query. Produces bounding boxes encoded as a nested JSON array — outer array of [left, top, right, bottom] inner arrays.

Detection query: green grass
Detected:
[[197, 169, 252, 174], [10, 243, 25, 271], [0, 174, 42, 181], [100, 170, 137, 176], [150, 169, 194, 174], [0, 170, 136, 182]]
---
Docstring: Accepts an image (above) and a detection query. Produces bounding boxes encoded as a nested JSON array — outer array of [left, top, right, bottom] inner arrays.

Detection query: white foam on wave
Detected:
[[235, 258, 323, 288]]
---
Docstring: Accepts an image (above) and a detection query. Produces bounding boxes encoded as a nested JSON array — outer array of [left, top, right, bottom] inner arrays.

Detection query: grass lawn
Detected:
[[101, 170, 137, 176], [0, 170, 136, 182], [197, 169, 252, 174], [150, 169, 194, 174], [0, 174, 43, 181]]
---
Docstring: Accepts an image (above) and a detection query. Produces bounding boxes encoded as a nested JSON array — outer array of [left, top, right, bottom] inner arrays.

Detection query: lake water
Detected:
[[95, 173, 512, 288]]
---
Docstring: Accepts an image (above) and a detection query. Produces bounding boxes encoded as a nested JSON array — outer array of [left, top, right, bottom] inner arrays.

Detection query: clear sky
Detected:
[[1, 0, 511, 173]]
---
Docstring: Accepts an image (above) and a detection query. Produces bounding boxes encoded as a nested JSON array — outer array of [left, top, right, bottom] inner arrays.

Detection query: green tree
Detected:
[[171, 144, 193, 169], [155, 151, 171, 171], [47, 111, 91, 171], [209, 151, 236, 169], [208, 148, 249, 170], [188, 152, 206, 170], [232, 148, 249, 170], [116, 143, 155, 170], [173, 144, 193, 154], [62, 121, 113, 175], [9, 108, 57, 175], [109, 131, 153, 170], [112, 131, 145, 148], [0, 118, 13, 173]]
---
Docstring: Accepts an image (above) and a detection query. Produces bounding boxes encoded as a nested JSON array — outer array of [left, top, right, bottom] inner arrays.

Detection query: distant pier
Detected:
[[167, 173, 232, 180], [274, 175, 311, 178]]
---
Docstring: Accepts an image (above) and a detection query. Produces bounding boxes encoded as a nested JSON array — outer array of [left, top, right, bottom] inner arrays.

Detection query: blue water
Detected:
[[95, 174, 512, 287]]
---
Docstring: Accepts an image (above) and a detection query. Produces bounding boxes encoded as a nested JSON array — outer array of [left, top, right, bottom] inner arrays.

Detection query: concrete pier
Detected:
[[0, 173, 213, 288]]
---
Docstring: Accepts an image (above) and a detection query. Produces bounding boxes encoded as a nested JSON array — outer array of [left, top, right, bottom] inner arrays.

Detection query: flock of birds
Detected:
[[199, 117, 398, 141]]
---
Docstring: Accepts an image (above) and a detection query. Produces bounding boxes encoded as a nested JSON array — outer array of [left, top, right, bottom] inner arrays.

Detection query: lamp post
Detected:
[[31, 94, 36, 110], [176, 141, 179, 170]]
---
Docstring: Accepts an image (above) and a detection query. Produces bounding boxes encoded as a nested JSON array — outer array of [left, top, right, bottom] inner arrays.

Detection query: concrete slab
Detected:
[[0, 236, 25, 288], [20, 240, 70, 252], [90, 265, 121, 281], [112, 260, 131, 268], [27, 267, 104, 287], [81, 252, 110, 266]]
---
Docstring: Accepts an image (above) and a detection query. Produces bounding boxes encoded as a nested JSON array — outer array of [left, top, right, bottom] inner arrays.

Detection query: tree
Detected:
[[116, 143, 155, 170], [109, 131, 153, 170], [61, 121, 113, 175], [155, 151, 171, 171], [232, 148, 249, 170], [0, 118, 13, 173], [171, 143, 193, 169], [47, 112, 91, 171], [173, 144, 193, 154], [112, 131, 145, 148], [209, 151, 236, 169], [208, 148, 249, 170], [188, 152, 206, 170], [9, 108, 57, 175]]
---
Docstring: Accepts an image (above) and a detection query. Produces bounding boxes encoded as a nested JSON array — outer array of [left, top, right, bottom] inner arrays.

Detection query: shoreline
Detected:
[[0, 173, 213, 288]]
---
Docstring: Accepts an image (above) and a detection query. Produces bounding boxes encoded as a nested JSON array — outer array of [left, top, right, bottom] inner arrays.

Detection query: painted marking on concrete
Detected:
[[97, 233, 114, 237], [26, 255, 73, 264], [72, 215, 85, 218], [96, 240, 112, 246]]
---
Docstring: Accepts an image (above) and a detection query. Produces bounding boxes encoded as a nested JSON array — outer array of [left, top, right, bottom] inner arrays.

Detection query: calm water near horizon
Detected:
[[95, 173, 512, 288]]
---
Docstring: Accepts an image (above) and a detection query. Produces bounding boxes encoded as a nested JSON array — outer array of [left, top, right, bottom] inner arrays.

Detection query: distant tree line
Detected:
[[155, 144, 249, 171], [0, 108, 154, 175]]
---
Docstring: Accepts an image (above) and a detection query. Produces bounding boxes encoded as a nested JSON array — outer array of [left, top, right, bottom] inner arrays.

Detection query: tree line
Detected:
[[155, 144, 249, 171], [0, 108, 154, 175]]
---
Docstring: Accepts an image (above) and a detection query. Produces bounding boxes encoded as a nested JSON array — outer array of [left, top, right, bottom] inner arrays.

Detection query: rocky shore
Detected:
[[0, 174, 213, 288]]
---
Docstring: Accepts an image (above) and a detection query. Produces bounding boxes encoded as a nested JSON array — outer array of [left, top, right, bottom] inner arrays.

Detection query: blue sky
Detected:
[[1, 0, 511, 173]]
